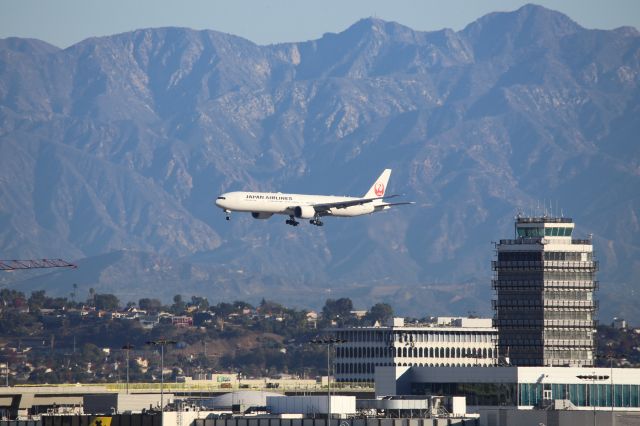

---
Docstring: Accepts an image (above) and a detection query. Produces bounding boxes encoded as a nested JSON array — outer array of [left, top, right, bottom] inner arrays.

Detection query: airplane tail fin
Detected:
[[363, 169, 392, 202]]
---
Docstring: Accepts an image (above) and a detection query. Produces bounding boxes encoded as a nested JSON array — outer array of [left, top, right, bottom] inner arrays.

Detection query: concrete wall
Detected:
[[193, 418, 476, 426], [267, 396, 356, 415], [374, 366, 411, 397], [475, 408, 640, 426]]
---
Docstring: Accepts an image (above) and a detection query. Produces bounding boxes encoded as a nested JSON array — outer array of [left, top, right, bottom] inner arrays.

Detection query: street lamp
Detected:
[[310, 338, 347, 424], [122, 344, 134, 394], [146, 339, 177, 411]]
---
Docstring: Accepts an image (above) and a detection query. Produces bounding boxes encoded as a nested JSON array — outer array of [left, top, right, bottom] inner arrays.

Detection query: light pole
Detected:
[[310, 338, 347, 424], [146, 339, 177, 411], [122, 344, 134, 394]]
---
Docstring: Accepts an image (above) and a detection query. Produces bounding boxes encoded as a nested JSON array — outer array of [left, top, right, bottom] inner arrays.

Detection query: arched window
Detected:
[[419, 348, 423, 357], [445, 348, 450, 358], [403, 347, 407, 357]]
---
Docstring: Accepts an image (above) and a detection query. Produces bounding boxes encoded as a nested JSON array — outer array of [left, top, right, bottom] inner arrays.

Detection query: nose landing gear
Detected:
[[224, 210, 231, 221]]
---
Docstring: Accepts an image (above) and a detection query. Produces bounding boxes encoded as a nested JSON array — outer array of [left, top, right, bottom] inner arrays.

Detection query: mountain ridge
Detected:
[[0, 4, 638, 319]]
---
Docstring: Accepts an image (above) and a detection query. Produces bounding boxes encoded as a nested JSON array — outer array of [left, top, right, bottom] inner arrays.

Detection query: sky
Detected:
[[1, 0, 639, 48]]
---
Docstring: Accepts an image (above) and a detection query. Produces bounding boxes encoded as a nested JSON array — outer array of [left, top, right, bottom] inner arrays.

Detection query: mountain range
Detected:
[[0, 4, 639, 320]]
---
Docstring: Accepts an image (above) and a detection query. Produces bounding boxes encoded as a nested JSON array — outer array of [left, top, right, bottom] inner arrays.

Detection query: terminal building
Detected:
[[376, 365, 640, 410], [334, 317, 498, 382], [370, 215, 640, 425]]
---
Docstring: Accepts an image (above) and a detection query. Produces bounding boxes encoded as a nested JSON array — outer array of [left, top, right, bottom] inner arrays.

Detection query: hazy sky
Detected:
[[1, 0, 639, 48]]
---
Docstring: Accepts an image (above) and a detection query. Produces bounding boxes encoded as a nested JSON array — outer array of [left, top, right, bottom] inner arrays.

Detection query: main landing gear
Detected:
[[285, 215, 323, 227]]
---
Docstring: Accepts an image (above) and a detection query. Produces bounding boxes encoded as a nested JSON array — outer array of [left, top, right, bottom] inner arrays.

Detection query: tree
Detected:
[[138, 298, 162, 312], [212, 302, 236, 317], [28, 290, 47, 311], [94, 293, 120, 311], [88, 288, 96, 306], [190, 296, 209, 311], [322, 298, 353, 321], [172, 294, 186, 314], [365, 303, 394, 324], [71, 283, 78, 304]]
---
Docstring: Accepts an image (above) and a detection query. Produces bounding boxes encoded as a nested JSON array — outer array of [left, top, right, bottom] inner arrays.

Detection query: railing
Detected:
[[492, 279, 598, 290], [499, 238, 544, 245], [544, 299, 597, 308], [543, 319, 595, 327], [543, 338, 594, 347], [493, 319, 544, 327], [516, 217, 573, 224], [492, 260, 598, 271], [572, 239, 593, 244], [497, 238, 592, 245], [101, 381, 375, 393]]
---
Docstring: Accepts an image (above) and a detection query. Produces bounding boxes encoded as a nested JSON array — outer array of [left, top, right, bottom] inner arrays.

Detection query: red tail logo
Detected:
[[374, 183, 385, 197]]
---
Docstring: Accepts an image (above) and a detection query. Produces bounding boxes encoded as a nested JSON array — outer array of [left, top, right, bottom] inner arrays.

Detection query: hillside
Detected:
[[0, 5, 639, 319]]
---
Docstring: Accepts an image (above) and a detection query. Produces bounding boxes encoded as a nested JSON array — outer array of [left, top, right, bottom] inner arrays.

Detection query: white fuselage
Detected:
[[215, 191, 378, 217]]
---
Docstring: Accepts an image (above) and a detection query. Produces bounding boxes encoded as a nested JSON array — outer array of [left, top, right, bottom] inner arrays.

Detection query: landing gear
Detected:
[[224, 210, 231, 221], [286, 215, 299, 226], [310, 218, 324, 226]]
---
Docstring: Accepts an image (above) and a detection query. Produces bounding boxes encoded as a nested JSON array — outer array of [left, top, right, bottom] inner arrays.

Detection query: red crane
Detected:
[[0, 259, 77, 271]]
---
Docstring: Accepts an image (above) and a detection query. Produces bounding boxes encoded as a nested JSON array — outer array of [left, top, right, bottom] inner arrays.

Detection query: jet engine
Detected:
[[294, 205, 315, 219], [251, 212, 273, 219]]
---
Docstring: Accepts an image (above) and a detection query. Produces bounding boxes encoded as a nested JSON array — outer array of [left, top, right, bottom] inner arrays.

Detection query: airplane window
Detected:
[[217, 196, 226, 200]]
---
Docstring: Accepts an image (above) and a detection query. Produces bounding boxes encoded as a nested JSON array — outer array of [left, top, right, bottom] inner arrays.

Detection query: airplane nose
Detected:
[[215, 195, 228, 209]]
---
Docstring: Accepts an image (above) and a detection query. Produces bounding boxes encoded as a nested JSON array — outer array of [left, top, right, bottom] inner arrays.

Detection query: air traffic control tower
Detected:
[[492, 215, 597, 367]]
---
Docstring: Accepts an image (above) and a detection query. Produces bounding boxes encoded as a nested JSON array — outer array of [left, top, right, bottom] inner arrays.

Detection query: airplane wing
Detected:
[[377, 202, 415, 207], [302, 194, 400, 213]]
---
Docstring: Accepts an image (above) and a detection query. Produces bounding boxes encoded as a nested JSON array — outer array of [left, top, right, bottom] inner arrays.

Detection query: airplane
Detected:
[[214, 169, 413, 227]]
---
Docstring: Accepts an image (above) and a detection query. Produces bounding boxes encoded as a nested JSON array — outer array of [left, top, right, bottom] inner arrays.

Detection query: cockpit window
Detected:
[[217, 196, 226, 200]]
